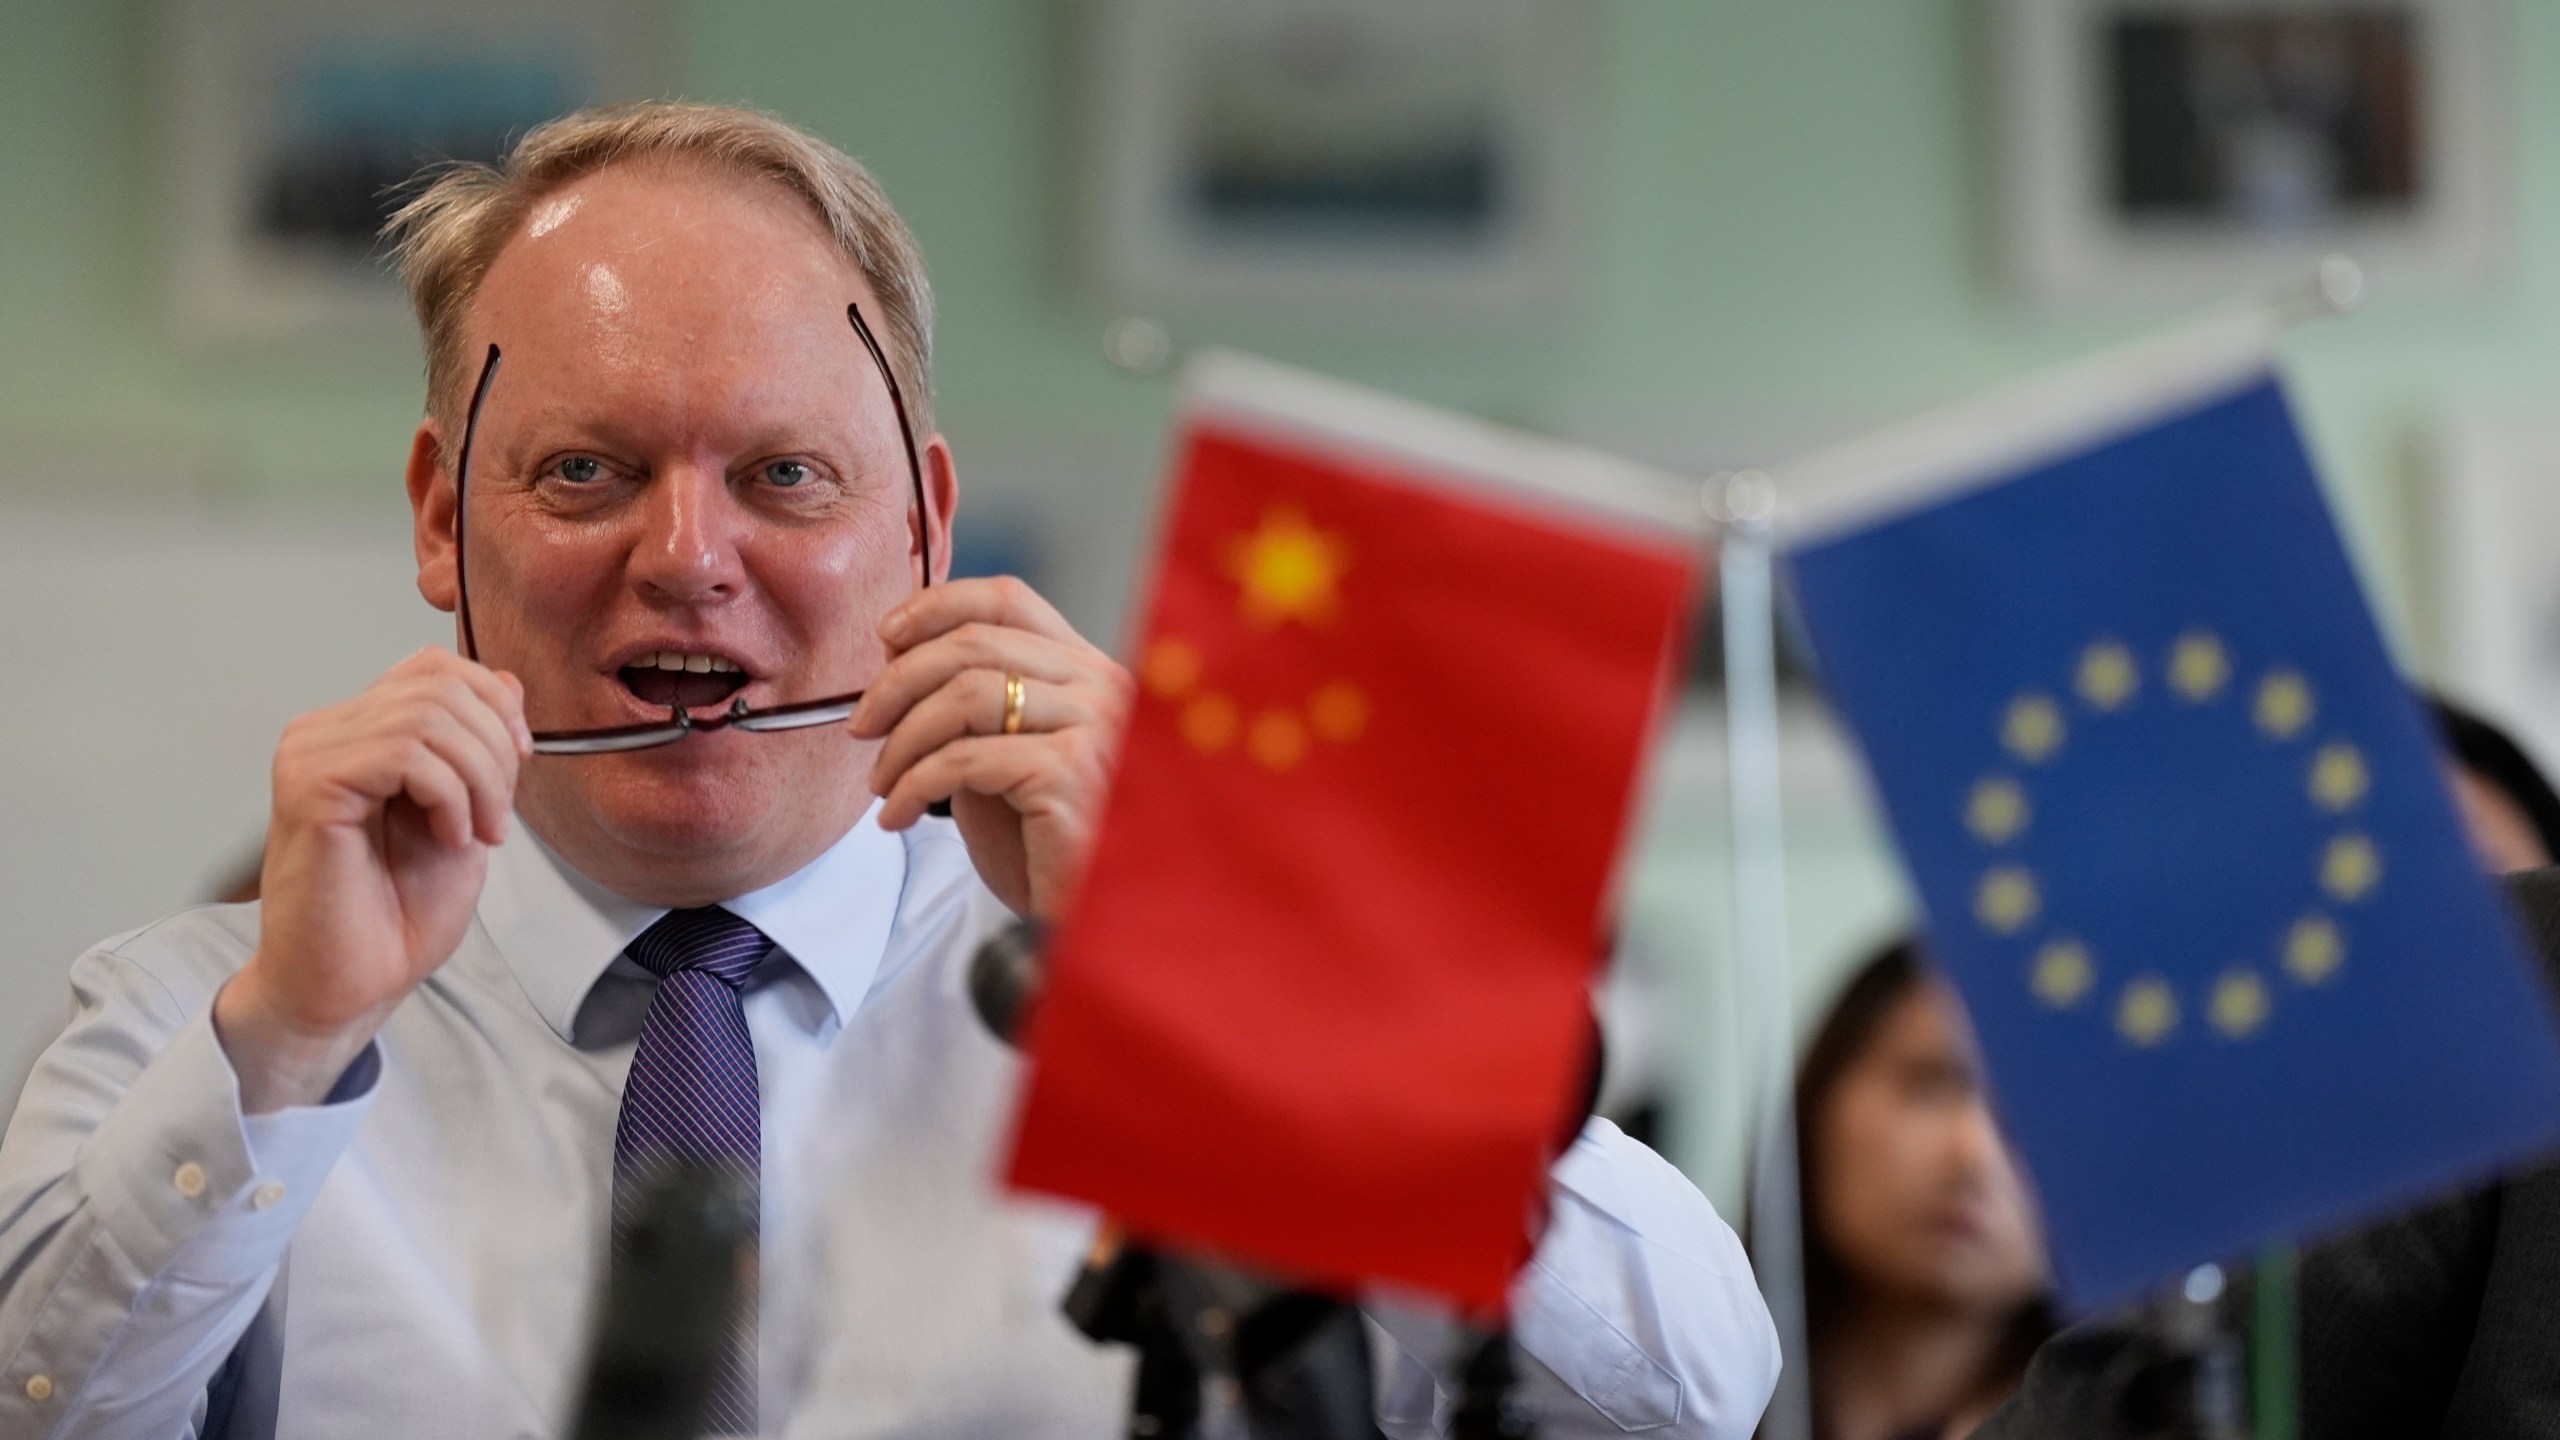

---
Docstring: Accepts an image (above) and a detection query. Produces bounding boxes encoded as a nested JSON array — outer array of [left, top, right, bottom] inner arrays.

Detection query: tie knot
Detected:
[[626, 907, 771, 991]]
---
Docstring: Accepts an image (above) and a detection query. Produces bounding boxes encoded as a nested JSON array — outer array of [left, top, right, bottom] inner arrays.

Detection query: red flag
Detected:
[[1008, 354, 1702, 1308]]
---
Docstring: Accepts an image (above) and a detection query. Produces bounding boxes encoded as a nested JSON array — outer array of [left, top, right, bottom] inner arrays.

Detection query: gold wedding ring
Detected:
[[1002, 672, 1027, 734]]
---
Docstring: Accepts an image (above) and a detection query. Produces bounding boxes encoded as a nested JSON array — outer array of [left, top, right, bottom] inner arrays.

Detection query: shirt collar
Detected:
[[480, 802, 908, 1042]]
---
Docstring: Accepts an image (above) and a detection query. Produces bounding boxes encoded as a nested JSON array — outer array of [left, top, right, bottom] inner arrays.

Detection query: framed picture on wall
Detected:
[[1993, 0, 2509, 302], [158, 0, 672, 344], [1077, 0, 1587, 313]]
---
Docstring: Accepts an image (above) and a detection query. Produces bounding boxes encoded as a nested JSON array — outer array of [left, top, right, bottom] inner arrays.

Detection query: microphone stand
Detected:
[[972, 921, 1543, 1440], [567, 1163, 758, 1440], [2090, 1265, 2252, 1440]]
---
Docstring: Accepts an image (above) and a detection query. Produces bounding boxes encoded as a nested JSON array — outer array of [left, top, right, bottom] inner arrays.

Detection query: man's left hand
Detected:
[[851, 576, 1131, 920]]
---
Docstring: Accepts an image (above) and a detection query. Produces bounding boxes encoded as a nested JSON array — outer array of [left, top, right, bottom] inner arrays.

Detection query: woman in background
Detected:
[[2429, 694, 2560, 873], [1790, 942, 2053, 1440]]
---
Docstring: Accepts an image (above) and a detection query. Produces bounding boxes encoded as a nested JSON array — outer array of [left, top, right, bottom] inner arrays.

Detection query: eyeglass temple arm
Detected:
[[846, 302, 932, 588], [453, 343, 505, 664], [844, 303, 949, 818]]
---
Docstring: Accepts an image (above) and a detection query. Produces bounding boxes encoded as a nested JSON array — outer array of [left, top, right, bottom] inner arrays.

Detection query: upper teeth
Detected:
[[636, 651, 741, 675]]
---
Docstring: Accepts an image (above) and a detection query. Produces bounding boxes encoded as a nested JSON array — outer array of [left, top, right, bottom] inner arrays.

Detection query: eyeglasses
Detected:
[[453, 302, 931, 756]]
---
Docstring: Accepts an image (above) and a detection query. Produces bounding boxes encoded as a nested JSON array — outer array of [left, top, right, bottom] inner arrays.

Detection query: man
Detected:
[[0, 103, 1777, 1438]]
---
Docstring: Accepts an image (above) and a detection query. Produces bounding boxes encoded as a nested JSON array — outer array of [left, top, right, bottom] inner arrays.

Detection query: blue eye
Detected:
[[554, 456, 604, 484], [763, 460, 813, 488]]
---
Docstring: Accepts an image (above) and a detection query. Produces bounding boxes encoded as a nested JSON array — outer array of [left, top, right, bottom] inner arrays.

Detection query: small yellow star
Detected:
[[1975, 865, 2041, 935], [2209, 969, 2271, 1039], [2077, 640, 2140, 711], [1966, 776, 2030, 845], [2029, 938, 2096, 1009], [1247, 709, 1309, 770], [1225, 505, 1349, 629], [2003, 693, 2067, 764], [2255, 669, 2316, 740], [2309, 741, 2369, 812], [2117, 976, 2179, 1047], [2321, 833, 2381, 902], [2284, 914, 2344, 985], [1308, 681, 1369, 742], [1142, 637, 1202, 699], [2168, 631, 2231, 702], [1181, 693, 1239, 752]]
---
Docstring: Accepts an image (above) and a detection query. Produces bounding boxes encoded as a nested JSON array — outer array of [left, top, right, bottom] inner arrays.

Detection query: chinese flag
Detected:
[[1008, 356, 1701, 1308]]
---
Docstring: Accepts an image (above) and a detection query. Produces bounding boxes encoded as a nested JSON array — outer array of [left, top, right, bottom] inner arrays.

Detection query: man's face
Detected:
[[408, 161, 952, 905]]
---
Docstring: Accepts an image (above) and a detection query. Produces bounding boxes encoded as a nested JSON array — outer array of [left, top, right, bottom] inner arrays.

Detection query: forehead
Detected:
[[467, 161, 875, 396], [1855, 984, 1964, 1071]]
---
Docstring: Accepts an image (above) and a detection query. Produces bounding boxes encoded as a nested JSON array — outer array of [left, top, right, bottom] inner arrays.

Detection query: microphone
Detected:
[[969, 918, 1047, 1045], [568, 1164, 757, 1440]]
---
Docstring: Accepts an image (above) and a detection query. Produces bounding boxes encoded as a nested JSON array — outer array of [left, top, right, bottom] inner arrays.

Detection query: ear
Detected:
[[921, 432, 960, 586], [408, 421, 460, 614]]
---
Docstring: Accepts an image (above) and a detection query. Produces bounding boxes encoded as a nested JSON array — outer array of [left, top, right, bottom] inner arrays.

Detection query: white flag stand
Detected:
[[1707, 468, 1811, 1440]]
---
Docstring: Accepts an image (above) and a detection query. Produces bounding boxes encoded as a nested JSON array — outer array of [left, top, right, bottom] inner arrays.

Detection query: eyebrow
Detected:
[[490, 397, 889, 459]]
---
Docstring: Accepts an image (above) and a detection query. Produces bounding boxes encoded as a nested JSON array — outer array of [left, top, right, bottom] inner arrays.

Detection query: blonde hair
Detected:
[[384, 100, 935, 444]]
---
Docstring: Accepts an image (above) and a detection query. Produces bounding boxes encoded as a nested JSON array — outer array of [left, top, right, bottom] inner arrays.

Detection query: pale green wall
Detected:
[[20, 1, 2560, 627], [8, 1, 2560, 1198], [13, 1, 2560, 642]]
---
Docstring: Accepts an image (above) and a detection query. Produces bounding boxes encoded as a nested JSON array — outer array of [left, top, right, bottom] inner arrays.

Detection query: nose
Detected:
[[1948, 1098, 2017, 1188], [628, 462, 747, 609]]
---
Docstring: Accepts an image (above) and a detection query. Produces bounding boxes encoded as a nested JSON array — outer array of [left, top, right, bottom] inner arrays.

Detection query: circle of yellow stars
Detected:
[[1966, 630, 2379, 1050], [1139, 505, 1372, 773]]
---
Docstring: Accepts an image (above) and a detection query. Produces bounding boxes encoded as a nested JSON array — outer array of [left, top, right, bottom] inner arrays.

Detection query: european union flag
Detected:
[[1778, 315, 2560, 1308]]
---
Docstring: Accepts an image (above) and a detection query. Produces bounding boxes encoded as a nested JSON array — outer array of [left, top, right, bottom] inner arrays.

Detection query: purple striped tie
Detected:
[[614, 906, 769, 1436]]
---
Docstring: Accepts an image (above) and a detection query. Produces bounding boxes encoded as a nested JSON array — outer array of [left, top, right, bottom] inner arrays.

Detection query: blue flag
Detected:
[[1778, 315, 2560, 1308]]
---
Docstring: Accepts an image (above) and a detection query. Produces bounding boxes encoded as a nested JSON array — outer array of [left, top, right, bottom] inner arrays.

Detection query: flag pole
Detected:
[[2268, 254, 2366, 326], [1708, 469, 1812, 1440], [2241, 254, 2357, 1440]]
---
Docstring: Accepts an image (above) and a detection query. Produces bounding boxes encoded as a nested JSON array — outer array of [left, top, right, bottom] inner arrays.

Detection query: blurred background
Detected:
[[6, 0, 2560, 1221]]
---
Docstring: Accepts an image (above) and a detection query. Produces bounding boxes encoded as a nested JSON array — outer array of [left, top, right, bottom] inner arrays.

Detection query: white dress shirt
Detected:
[[0, 806, 1777, 1438]]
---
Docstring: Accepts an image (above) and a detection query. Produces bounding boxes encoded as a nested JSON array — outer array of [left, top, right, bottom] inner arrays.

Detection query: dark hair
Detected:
[[1788, 940, 2055, 1429], [2426, 693, 2560, 864], [1793, 942, 1930, 1331]]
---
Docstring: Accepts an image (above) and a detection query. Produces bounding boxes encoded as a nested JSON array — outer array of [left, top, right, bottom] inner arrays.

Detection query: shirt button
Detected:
[[172, 1161, 208, 1199], [24, 1374, 52, 1402], [252, 1181, 286, 1211]]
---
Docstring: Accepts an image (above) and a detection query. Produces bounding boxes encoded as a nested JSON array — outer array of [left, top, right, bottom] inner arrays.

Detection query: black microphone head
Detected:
[[569, 1163, 755, 1440], [968, 919, 1047, 1047]]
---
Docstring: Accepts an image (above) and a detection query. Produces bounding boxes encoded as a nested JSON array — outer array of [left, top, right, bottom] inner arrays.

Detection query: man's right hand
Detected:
[[213, 648, 533, 1113]]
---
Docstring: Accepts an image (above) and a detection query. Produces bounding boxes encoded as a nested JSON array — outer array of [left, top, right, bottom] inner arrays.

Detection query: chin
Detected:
[[605, 784, 779, 856], [522, 739, 866, 896]]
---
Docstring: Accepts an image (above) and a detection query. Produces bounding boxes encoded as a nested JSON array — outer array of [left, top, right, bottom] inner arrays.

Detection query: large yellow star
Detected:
[[1226, 505, 1349, 629]]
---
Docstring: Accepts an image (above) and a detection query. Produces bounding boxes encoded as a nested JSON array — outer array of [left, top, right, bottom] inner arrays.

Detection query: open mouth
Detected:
[[618, 650, 751, 712]]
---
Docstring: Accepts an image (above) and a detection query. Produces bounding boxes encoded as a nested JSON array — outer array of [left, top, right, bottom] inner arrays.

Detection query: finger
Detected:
[[374, 647, 532, 755], [850, 623, 1102, 738], [867, 669, 1102, 798], [398, 671, 524, 775], [307, 678, 518, 837], [386, 740, 476, 851], [876, 733, 1052, 831], [416, 649, 534, 755], [405, 702, 519, 846], [880, 575, 1088, 653], [878, 726, 1114, 834]]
